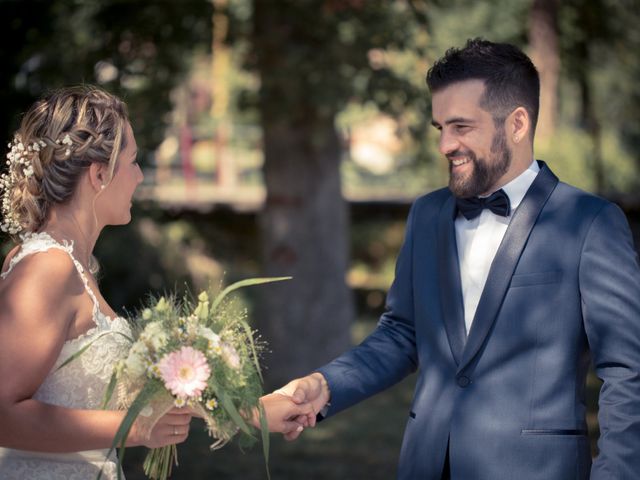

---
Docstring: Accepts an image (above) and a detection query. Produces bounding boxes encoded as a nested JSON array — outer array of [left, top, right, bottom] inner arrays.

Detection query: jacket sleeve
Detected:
[[316, 202, 420, 417], [581, 203, 640, 480]]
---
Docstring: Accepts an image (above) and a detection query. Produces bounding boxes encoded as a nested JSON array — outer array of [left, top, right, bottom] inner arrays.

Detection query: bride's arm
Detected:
[[0, 250, 190, 452]]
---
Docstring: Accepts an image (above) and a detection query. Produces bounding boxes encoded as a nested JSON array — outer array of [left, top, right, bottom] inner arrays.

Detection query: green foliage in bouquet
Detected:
[[95, 277, 290, 480]]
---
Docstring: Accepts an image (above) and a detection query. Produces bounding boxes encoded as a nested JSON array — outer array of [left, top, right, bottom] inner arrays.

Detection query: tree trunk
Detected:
[[576, 43, 605, 193], [253, 1, 354, 388], [528, 0, 560, 140]]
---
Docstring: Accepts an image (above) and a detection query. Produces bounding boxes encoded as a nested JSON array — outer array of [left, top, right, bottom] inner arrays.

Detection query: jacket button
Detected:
[[457, 375, 470, 387]]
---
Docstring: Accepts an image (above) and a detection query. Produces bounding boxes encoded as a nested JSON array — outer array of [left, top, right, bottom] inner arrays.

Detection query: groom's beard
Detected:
[[448, 127, 512, 198]]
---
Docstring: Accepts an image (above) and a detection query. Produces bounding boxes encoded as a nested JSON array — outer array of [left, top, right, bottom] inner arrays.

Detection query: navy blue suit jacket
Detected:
[[318, 162, 640, 479]]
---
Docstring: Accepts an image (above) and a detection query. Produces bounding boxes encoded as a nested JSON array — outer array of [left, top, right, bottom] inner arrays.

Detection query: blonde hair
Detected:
[[3, 85, 129, 236]]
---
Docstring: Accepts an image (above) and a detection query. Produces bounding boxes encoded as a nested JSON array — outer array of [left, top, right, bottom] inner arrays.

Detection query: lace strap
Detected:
[[0, 232, 101, 319]]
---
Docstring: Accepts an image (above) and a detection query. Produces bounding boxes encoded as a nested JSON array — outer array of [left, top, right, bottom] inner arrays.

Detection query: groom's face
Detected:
[[431, 80, 512, 198]]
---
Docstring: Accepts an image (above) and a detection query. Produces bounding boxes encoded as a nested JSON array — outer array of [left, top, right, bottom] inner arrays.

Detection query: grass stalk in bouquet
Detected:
[[99, 277, 290, 480]]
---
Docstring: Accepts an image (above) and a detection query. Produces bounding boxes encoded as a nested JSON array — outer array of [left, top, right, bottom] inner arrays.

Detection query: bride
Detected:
[[0, 86, 311, 479]]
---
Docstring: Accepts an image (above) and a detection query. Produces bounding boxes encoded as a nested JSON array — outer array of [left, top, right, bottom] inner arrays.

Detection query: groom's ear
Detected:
[[508, 106, 531, 144]]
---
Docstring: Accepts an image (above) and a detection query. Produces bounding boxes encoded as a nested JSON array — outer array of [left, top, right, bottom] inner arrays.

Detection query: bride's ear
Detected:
[[88, 163, 108, 192]]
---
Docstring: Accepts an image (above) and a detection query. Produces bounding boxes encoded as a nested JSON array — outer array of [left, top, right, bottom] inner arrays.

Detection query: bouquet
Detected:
[[98, 277, 289, 480]]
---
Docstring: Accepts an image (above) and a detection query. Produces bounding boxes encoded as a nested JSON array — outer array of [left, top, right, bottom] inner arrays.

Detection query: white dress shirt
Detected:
[[455, 160, 540, 334]]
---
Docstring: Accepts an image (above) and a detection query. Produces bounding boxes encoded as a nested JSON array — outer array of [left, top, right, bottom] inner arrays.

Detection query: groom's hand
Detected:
[[274, 372, 330, 441]]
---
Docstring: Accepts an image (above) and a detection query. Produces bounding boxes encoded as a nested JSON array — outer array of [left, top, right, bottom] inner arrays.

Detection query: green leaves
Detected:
[[216, 385, 253, 437], [98, 380, 164, 480], [238, 316, 264, 383], [101, 369, 119, 410], [209, 276, 291, 314], [259, 401, 271, 480]]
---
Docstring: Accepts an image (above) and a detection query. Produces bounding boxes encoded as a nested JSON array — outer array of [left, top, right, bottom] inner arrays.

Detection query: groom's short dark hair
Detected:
[[426, 38, 540, 135]]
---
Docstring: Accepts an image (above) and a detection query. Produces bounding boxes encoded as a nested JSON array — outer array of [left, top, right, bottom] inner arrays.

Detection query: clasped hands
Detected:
[[146, 374, 330, 445], [257, 372, 330, 440]]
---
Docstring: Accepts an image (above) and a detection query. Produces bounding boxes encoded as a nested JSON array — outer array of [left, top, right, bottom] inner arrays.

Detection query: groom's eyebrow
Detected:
[[431, 116, 476, 128]]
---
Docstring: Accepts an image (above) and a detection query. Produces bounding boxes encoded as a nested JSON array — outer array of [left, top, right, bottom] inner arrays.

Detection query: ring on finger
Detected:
[[173, 426, 178, 436]]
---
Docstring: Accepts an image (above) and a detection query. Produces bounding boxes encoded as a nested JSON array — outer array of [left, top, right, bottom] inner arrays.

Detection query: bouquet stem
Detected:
[[143, 445, 178, 480]]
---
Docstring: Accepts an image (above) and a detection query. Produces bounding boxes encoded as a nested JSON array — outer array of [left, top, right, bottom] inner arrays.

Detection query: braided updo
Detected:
[[1, 85, 129, 236]]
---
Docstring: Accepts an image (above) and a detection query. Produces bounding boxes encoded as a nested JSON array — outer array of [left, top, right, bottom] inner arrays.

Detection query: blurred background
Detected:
[[1, 0, 639, 478]]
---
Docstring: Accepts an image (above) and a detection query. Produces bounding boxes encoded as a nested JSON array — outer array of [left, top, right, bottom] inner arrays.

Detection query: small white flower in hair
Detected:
[[0, 134, 41, 235], [62, 134, 73, 146]]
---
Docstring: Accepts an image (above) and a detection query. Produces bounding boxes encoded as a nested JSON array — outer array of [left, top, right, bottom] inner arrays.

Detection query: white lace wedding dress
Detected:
[[0, 232, 133, 479]]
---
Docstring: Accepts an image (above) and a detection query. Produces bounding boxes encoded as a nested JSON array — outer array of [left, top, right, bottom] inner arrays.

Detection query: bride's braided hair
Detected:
[[1, 85, 129, 236]]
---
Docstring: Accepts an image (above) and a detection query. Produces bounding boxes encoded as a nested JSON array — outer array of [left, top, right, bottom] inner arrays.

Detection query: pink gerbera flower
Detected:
[[157, 346, 211, 398]]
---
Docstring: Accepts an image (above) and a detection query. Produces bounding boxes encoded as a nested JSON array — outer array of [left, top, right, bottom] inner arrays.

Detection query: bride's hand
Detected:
[[130, 407, 192, 448], [254, 393, 315, 435]]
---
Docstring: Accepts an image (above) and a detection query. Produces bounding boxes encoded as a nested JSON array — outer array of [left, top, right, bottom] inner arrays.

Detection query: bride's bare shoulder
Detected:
[[0, 247, 83, 312]]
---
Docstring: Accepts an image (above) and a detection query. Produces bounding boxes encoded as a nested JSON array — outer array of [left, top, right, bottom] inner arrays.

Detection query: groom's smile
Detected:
[[449, 155, 470, 167]]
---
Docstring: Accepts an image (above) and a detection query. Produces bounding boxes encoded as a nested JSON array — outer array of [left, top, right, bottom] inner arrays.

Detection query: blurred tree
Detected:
[[608, 1, 640, 161], [558, 0, 610, 192], [528, 0, 560, 141], [0, 1, 57, 146], [558, 0, 640, 193], [0, 0, 212, 161], [246, 0, 430, 385]]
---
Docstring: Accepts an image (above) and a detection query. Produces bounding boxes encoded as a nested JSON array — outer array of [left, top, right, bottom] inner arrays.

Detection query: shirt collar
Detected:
[[500, 159, 539, 212]]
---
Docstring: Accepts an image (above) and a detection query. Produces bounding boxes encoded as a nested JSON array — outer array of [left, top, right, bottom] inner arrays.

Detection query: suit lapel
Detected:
[[438, 195, 466, 366], [456, 162, 559, 374]]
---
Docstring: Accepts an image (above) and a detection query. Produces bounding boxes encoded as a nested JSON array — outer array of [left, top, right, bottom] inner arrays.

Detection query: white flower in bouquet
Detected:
[[183, 314, 201, 340], [205, 398, 219, 410], [154, 296, 170, 312], [221, 342, 241, 370], [125, 341, 149, 377], [140, 321, 169, 351], [198, 326, 222, 354]]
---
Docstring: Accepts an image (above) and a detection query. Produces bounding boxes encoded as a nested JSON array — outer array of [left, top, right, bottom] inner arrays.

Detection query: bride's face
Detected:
[[98, 122, 144, 226]]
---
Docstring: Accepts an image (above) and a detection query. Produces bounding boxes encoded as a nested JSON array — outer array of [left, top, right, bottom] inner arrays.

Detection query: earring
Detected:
[[101, 185, 106, 190]]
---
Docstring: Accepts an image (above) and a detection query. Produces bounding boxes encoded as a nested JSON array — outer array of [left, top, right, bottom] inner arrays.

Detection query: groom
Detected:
[[275, 39, 640, 479]]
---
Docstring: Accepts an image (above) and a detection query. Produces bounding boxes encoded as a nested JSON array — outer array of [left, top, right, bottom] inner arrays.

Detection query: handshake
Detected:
[[255, 373, 331, 440]]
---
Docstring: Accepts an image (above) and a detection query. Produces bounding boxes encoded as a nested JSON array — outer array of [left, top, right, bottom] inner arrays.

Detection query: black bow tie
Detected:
[[456, 189, 511, 220]]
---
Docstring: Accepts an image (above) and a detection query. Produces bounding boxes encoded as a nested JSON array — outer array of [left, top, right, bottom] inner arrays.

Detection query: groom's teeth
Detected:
[[452, 158, 468, 166]]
